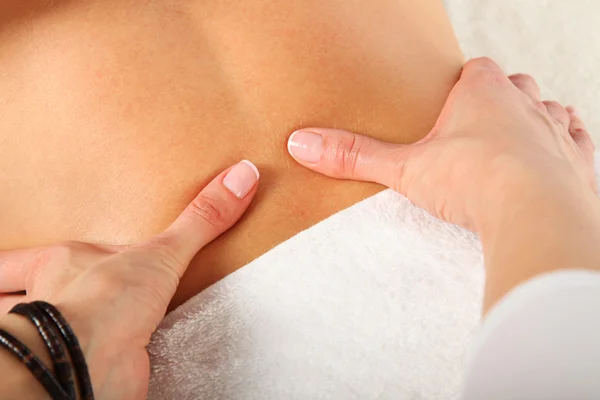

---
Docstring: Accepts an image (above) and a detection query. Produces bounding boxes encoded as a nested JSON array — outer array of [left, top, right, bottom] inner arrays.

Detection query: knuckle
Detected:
[[509, 73, 532, 81], [510, 73, 537, 87], [543, 100, 561, 109], [533, 100, 548, 113], [330, 134, 370, 176], [35, 244, 72, 265], [463, 58, 508, 88], [543, 101, 568, 122], [478, 69, 509, 87], [137, 236, 187, 278], [25, 245, 72, 287], [465, 68, 508, 90], [468, 56, 497, 70], [78, 264, 128, 303], [189, 194, 227, 227]]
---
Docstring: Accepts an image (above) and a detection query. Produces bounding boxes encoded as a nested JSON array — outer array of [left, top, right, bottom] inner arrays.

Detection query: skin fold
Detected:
[[0, 0, 463, 308]]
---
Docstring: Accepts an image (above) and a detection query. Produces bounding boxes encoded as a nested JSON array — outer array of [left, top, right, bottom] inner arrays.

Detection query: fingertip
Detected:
[[240, 159, 260, 180], [566, 105, 580, 119], [287, 127, 405, 188], [287, 130, 324, 164], [509, 73, 541, 102], [287, 131, 298, 157], [223, 160, 260, 199]]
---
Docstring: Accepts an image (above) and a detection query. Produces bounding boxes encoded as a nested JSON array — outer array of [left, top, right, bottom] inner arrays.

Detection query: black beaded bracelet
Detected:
[[0, 328, 70, 400], [32, 301, 95, 400], [0, 301, 95, 400], [11, 303, 76, 399]]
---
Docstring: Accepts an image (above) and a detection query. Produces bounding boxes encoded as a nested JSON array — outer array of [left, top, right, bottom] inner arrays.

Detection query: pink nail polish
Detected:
[[223, 160, 260, 199], [288, 131, 323, 163]]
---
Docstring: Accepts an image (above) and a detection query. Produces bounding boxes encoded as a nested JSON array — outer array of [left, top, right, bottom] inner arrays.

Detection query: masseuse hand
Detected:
[[288, 57, 600, 310], [0, 161, 259, 399]]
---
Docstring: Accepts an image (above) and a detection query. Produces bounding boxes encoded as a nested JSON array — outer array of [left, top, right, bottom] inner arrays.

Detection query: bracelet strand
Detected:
[[0, 327, 70, 399]]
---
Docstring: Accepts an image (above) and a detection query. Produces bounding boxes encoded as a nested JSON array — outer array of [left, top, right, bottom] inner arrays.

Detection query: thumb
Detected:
[[287, 128, 410, 189], [141, 160, 260, 277]]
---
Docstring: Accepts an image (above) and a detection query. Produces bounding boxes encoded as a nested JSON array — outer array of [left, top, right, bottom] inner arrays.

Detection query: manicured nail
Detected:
[[223, 160, 260, 198], [288, 130, 323, 163]]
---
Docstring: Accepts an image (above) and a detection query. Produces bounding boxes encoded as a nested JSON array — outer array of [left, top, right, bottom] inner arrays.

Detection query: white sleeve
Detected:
[[462, 270, 600, 399]]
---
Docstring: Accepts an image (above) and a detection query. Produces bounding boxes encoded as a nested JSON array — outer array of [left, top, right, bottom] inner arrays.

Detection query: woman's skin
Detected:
[[0, 0, 463, 308], [0, 160, 261, 399], [0, 57, 599, 398], [288, 58, 599, 312]]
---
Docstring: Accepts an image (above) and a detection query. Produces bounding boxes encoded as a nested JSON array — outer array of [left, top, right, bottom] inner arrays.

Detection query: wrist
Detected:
[[476, 169, 600, 312], [0, 314, 53, 399], [475, 152, 597, 236], [53, 302, 107, 394], [53, 301, 142, 399]]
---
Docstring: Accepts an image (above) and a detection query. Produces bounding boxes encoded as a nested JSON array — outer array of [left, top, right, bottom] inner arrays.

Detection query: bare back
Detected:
[[0, 0, 462, 307]]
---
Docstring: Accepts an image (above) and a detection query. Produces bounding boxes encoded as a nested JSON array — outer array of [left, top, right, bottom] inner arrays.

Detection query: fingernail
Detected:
[[288, 130, 323, 163], [223, 160, 260, 199], [567, 105, 579, 117]]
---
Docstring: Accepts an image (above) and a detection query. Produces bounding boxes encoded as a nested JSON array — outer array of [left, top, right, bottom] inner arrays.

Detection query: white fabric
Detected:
[[462, 270, 600, 399], [147, 154, 600, 400], [148, 189, 485, 400], [148, 1, 600, 398]]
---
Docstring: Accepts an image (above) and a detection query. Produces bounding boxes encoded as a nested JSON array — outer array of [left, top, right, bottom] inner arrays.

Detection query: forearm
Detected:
[[480, 177, 600, 313], [0, 314, 53, 399]]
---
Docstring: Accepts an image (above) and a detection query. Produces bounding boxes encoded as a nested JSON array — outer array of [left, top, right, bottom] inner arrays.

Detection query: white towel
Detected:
[[148, 191, 483, 400], [147, 153, 600, 400], [148, 1, 600, 397]]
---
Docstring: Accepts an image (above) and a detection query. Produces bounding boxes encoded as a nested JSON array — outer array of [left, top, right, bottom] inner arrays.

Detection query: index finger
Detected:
[[141, 160, 260, 277], [0, 248, 37, 293]]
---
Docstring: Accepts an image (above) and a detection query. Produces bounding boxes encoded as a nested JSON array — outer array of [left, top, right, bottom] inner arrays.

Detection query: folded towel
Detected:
[[147, 191, 482, 399], [146, 154, 598, 400]]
